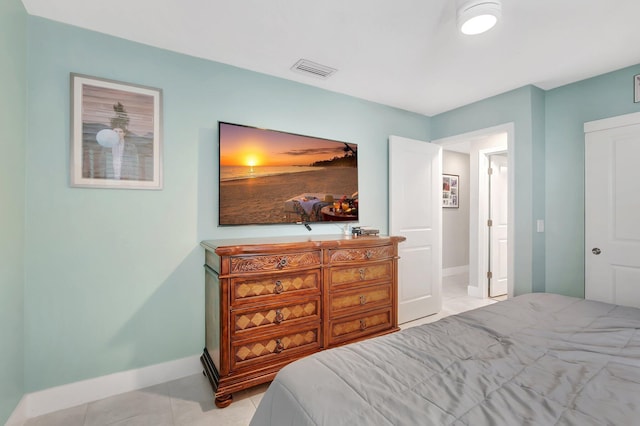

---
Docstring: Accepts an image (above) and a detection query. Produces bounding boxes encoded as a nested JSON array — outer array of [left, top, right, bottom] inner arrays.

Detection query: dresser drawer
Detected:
[[232, 297, 321, 337], [329, 261, 392, 289], [328, 308, 392, 346], [231, 270, 320, 305], [231, 325, 321, 371], [329, 283, 392, 317], [328, 245, 394, 264], [230, 251, 321, 274]]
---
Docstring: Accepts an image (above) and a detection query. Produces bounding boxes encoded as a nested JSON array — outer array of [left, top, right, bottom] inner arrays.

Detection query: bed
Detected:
[[250, 293, 640, 425]]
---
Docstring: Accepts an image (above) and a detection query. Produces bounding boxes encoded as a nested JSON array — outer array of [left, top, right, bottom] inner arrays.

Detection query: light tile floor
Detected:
[[19, 274, 503, 426]]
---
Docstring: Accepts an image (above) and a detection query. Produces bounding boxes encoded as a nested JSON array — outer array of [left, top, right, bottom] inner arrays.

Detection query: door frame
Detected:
[[433, 123, 515, 299]]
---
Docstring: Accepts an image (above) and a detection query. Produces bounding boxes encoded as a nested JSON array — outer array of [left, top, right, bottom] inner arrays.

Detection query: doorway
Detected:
[[433, 123, 514, 299]]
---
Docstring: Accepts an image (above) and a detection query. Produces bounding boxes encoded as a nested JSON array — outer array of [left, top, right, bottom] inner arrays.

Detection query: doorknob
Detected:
[[592, 248, 601, 255]]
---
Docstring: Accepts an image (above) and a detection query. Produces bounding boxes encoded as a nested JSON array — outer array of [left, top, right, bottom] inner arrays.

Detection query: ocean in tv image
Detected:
[[218, 122, 359, 226], [220, 165, 319, 181]]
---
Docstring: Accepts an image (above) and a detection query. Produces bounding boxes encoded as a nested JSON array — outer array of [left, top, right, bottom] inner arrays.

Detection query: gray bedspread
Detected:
[[250, 293, 640, 425]]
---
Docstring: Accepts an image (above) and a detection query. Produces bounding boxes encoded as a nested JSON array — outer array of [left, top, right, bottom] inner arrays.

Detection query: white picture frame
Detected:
[[70, 73, 163, 189]]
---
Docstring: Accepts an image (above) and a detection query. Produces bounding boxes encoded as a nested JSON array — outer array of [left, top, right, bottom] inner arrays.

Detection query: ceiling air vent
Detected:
[[290, 59, 337, 79]]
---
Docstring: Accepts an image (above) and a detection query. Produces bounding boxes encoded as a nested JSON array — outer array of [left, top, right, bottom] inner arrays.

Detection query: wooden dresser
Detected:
[[200, 235, 405, 407]]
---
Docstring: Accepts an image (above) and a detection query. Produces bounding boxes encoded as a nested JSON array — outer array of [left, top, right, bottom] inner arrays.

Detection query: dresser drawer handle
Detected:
[[274, 280, 284, 294], [275, 338, 284, 354], [274, 309, 284, 324], [365, 250, 373, 259], [359, 295, 367, 305], [359, 319, 367, 331], [277, 257, 289, 269], [359, 269, 366, 280]]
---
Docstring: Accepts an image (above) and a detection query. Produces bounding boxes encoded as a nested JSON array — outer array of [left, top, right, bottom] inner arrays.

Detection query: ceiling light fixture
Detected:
[[457, 0, 501, 35]]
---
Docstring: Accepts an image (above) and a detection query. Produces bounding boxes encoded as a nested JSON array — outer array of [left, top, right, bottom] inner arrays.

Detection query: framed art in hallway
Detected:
[[442, 174, 459, 208], [70, 73, 163, 189]]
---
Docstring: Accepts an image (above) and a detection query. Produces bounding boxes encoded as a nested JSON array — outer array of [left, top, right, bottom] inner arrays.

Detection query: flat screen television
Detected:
[[218, 122, 359, 226]]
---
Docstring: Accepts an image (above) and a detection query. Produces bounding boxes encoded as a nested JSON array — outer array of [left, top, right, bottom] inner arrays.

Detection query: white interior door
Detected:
[[489, 154, 508, 297], [585, 115, 640, 308], [389, 135, 442, 323]]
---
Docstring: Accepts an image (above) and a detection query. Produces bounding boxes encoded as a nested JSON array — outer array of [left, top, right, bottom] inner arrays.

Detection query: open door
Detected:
[[389, 135, 442, 323], [488, 154, 508, 297]]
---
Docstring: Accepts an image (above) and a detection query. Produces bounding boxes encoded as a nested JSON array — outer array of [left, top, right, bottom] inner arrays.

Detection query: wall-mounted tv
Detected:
[[218, 122, 359, 226]]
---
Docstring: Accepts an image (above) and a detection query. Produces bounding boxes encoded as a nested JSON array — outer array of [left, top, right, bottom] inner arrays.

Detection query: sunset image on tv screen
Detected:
[[218, 122, 358, 226]]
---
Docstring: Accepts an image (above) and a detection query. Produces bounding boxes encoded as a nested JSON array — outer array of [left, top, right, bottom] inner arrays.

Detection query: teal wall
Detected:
[[431, 86, 542, 296], [24, 17, 429, 392], [544, 64, 640, 297], [0, 0, 27, 422]]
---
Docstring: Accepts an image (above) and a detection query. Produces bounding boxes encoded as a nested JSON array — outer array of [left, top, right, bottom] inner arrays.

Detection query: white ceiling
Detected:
[[20, 0, 640, 116]]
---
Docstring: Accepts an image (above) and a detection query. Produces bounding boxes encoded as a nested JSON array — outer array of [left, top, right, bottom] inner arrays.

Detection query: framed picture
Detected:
[[635, 74, 640, 103], [70, 73, 163, 189], [443, 174, 459, 208]]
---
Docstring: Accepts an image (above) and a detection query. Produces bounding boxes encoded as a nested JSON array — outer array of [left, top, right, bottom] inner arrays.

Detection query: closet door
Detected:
[[585, 113, 640, 308], [389, 136, 442, 323]]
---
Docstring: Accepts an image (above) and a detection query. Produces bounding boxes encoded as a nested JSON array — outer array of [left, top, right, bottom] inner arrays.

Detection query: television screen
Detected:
[[218, 122, 358, 226]]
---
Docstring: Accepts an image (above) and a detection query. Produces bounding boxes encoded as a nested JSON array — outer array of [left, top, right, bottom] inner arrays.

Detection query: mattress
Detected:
[[250, 293, 640, 425]]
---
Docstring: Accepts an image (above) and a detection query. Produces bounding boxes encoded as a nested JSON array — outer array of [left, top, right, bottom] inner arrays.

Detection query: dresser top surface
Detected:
[[201, 234, 405, 255]]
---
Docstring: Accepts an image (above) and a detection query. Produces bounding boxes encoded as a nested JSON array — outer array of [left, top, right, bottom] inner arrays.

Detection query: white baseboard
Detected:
[[467, 285, 483, 298], [5, 395, 27, 426], [6, 354, 201, 423], [442, 265, 469, 277]]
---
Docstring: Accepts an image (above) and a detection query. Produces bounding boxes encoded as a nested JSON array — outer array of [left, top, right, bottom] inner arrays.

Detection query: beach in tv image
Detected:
[[218, 122, 359, 226]]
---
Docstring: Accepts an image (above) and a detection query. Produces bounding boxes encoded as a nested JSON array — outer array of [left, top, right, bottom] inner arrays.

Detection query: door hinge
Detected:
[[488, 167, 493, 175], [487, 271, 493, 279], [487, 219, 493, 227]]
